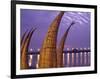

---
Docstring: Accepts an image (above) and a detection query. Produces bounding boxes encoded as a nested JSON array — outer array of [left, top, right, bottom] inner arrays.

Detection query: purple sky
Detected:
[[20, 9, 90, 51]]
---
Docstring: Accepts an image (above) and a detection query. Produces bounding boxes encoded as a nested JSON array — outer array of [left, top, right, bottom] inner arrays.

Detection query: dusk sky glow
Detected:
[[20, 9, 91, 51]]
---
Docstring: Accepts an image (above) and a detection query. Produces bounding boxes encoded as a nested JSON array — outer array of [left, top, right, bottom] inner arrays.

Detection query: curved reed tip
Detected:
[[31, 27, 37, 31], [34, 28, 37, 31], [71, 21, 76, 25]]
